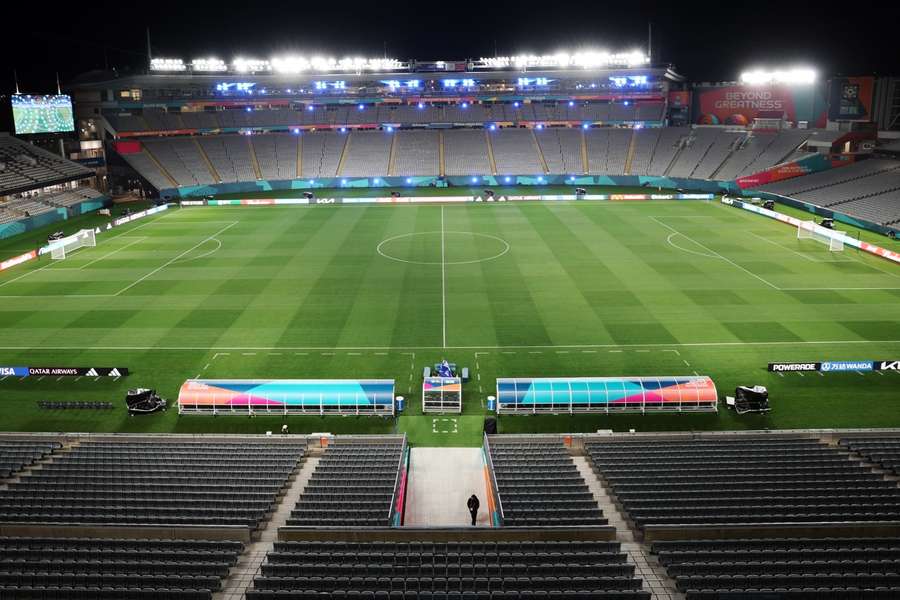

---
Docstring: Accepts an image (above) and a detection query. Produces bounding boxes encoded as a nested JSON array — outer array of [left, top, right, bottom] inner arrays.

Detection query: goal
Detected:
[[797, 221, 845, 251], [50, 229, 96, 260]]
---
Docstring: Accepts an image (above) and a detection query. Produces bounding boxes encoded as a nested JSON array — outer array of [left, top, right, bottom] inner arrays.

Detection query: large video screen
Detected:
[[11, 94, 75, 135]]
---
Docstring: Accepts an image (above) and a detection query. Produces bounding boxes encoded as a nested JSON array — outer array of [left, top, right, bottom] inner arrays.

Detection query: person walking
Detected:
[[467, 494, 480, 526]]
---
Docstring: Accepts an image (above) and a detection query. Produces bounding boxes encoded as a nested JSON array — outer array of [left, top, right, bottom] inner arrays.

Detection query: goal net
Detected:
[[797, 221, 845, 251], [50, 229, 96, 260]]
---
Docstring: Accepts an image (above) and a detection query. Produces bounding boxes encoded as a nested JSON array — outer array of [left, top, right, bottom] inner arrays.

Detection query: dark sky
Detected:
[[1, 0, 899, 93]]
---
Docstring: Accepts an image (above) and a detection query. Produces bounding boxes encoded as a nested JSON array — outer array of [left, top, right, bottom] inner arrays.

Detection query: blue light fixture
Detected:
[[489, 124, 497, 131], [504, 176, 511, 183], [307, 105, 315, 111], [568, 100, 575, 107], [461, 102, 469, 108], [417, 102, 425, 109], [386, 126, 394, 132], [536, 124, 544, 130], [537, 176, 545, 183], [374, 178, 381, 184], [405, 177, 413, 184], [341, 178, 348, 185], [358, 103, 365, 110], [245, 107, 252, 112], [582, 123, 590, 130], [513, 101, 520, 108], [340, 127, 347, 133], [471, 176, 478, 183]]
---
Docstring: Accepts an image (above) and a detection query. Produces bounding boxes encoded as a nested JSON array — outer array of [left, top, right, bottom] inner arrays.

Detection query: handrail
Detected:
[[387, 433, 408, 522], [483, 433, 504, 523]]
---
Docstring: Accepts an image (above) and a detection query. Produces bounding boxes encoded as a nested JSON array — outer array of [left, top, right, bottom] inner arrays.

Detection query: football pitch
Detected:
[[0, 198, 898, 445]]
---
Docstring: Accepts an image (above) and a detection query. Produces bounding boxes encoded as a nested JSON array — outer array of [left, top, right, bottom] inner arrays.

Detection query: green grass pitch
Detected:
[[0, 196, 898, 446]]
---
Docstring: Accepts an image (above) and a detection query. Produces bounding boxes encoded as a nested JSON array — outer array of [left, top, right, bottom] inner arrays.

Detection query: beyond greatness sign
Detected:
[[0, 366, 129, 377], [768, 361, 900, 373]]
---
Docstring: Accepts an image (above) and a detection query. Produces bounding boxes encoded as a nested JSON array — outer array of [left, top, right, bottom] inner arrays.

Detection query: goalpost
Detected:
[[49, 229, 96, 260], [797, 221, 845, 251]]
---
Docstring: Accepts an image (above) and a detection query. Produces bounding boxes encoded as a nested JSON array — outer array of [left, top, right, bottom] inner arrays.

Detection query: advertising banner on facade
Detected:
[[695, 84, 828, 126], [828, 76, 876, 122]]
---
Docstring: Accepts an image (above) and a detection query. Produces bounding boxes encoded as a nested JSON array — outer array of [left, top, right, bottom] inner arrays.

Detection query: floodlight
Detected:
[[233, 58, 270, 73], [740, 67, 816, 85], [150, 58, 186, 71], [191, 58, 228, 72]]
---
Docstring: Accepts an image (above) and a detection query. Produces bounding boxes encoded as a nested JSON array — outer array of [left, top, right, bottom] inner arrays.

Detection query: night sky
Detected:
[[1, 0, 899, 94]]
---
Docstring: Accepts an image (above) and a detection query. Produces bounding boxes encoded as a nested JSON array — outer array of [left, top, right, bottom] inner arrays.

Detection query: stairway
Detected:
[[214, 454, 319, 600], [573, 456, 684, 600]]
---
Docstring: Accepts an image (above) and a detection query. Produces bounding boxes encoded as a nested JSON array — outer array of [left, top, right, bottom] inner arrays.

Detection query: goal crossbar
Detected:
[[49, 229, 96, 260], [797, 221, 846, 251]]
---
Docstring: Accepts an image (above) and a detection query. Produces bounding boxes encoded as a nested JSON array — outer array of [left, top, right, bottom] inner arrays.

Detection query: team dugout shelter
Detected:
[[178, 379, 395, 416], [495, 376, 718, 414]]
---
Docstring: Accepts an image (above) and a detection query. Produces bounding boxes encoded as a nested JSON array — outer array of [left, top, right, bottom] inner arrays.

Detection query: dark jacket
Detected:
[[467, 495, 480, 512]]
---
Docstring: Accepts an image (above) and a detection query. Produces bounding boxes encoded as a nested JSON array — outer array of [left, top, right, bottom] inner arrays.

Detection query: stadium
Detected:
[[0, 21, 900, 600]]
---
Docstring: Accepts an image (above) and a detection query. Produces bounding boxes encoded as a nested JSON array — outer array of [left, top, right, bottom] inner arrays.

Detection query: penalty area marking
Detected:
[[171, 237, 223, 264], [651, 216, 780, 290], [113, 222, 238, 297], [664, 233, 720, 259]]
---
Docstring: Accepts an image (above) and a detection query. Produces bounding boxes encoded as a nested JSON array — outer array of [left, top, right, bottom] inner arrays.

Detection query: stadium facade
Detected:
[[50, 52, 897, 236]]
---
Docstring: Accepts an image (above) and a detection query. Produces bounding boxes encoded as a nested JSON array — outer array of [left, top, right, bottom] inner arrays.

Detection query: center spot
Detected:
[[377, 231, 510, 265]]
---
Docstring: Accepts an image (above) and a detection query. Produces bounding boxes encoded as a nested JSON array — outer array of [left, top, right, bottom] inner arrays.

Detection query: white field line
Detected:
[[77, 237, 148, 270], [749, 231, 828, 264], [0, 208, 213, 293], [664, 232, 719, 259], [440, 205, 447, 348], [716, 199, 900, 276], [113, 222, 238, 297], [171, 238, 222, 264], [650, 216, 780, 290], [2, 339, 898, 352]]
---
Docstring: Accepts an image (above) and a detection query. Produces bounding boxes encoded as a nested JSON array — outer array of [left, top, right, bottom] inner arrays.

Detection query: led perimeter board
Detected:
[[12, 95, 75, 135]]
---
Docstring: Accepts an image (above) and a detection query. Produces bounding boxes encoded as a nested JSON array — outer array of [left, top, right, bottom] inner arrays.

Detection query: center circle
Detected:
[[376, 231, 510, 265]]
